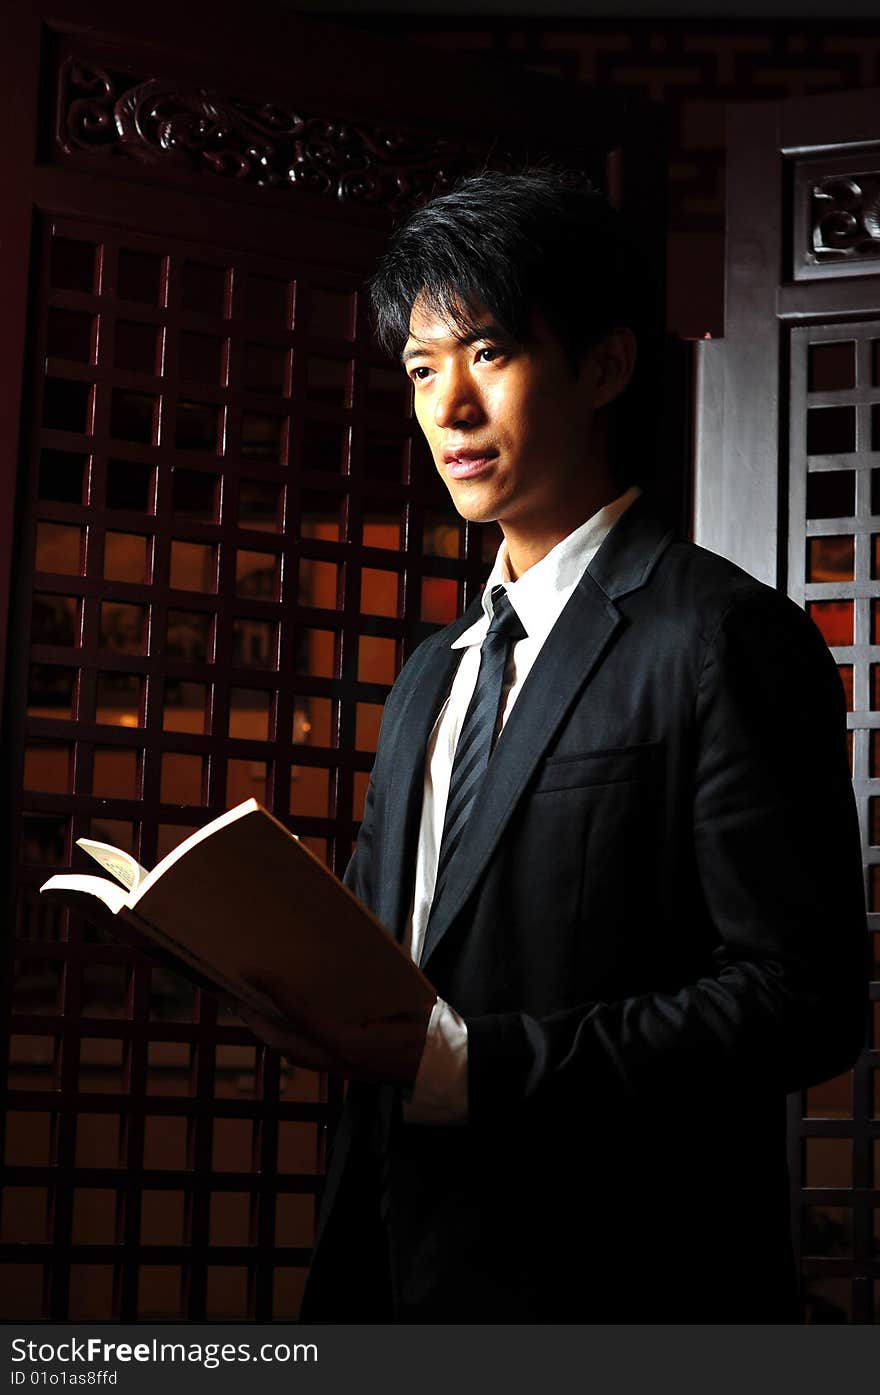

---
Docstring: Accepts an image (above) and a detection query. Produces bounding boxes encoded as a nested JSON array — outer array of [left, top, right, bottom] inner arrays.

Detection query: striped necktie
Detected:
[[427, 584, 527, 926]]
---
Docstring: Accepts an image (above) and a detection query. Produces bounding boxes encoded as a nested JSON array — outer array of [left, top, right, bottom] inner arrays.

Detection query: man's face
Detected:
[[401, 295, 617, 536]]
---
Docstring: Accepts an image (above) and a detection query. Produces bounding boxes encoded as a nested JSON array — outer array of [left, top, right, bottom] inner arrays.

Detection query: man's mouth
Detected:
[[443, 449, 498, 479]]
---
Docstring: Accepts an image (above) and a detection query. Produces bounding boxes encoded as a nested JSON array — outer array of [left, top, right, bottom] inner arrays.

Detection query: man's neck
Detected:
[[502, 489, 623, 581], [504, 533, 569, 582]]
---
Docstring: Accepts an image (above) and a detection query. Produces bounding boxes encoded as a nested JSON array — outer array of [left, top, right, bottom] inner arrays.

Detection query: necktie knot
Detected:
[[487, 585, 527, 643]]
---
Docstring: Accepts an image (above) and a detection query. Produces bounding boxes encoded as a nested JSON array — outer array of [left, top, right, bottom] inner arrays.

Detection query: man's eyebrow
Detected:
[[400, 323, 511, 366]]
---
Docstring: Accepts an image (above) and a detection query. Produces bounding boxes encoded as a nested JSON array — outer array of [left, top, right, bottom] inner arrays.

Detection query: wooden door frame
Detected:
[[694, 81, 879, 1324], [694, 83, 880, 584]]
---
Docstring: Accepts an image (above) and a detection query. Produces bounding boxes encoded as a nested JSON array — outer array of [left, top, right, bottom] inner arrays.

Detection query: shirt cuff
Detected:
[[400, 996, 468, 1125]]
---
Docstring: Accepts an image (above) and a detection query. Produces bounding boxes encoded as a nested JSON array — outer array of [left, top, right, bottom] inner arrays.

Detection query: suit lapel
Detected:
[[417, 571, 619, 969], [419, 498, 674, 972], [377, 596, 484, 939]]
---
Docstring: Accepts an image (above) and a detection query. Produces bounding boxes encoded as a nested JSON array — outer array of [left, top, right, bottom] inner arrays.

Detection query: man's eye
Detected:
[[475, 346, 502, 363], [410, 366, 432, 381]]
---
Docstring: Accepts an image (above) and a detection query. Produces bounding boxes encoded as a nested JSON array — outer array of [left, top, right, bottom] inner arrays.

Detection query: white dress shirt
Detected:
[[400, 484, 641, 1124]]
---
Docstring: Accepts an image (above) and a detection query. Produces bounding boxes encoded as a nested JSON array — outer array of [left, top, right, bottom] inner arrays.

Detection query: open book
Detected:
[[39, 798, 434, 1028]]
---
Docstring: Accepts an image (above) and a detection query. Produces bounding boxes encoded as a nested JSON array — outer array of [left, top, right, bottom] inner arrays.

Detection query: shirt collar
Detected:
[[451, 483, 642, 650]]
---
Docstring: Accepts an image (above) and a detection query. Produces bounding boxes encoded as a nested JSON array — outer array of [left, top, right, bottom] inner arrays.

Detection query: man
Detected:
[[244, 169, 867, 1322]]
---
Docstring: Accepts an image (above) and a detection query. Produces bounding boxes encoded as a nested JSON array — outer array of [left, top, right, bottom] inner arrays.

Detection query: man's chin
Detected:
[[444, 487, 501, 527], [452, 504, 500, 527]]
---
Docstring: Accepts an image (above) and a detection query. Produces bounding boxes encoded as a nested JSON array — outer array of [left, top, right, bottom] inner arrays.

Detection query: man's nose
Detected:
[[433, 364, 482, 429]]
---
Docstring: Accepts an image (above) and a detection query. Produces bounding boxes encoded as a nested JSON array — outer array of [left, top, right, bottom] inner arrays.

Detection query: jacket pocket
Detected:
[[532, 741, 661, 793]]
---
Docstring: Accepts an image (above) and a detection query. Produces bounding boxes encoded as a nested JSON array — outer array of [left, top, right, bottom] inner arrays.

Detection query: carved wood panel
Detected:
[[55, 54, 512, 214]]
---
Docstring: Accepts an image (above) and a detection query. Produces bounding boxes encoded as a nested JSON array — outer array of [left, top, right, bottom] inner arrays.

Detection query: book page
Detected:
[[40, 872, 130, 915], [76, 839, 149, 891], [131, 798, 262, 900]]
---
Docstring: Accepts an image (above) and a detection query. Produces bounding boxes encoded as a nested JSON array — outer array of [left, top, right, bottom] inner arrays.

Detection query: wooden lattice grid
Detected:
[[787, 318, 880, 1324], [0, 209, 495, 1320]]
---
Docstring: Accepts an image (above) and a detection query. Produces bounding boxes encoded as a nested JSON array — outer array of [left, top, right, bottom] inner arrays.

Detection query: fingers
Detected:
[[236, 969, 431, 1086], [237, 1005, 341, 1072], [237, 1004, 286, 1046], [239, 967, 347, 1052], [239, 966, 301, 1016]]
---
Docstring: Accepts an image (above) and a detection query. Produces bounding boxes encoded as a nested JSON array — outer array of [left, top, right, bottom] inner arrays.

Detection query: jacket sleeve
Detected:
[[464, 589, 869, 1124], [341, 768, 377, 908], [340, 636, 432, 908]]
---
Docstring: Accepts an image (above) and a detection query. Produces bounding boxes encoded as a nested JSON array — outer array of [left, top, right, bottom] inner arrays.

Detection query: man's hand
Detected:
[[237, 968, 433, 1089]]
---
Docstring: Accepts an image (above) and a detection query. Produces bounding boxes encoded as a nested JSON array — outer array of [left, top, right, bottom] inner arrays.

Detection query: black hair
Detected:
[[368, 166, 665, 486]]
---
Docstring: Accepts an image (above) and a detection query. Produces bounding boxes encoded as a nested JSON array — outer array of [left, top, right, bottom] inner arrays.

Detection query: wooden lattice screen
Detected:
[[2, 208, 489, 1322], [0, 6, 661, 1321], [786, 318, 879, 1323]]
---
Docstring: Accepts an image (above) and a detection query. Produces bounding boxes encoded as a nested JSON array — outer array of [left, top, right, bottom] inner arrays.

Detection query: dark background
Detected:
[[278, 6, 880, 341]]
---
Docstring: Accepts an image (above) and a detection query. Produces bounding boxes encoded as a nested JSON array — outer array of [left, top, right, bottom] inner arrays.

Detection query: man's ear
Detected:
[[585, 327, 638, 410]]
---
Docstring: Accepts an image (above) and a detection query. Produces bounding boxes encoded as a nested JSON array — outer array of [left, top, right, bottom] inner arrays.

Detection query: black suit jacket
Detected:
[[299, 497, 867, 1323]]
